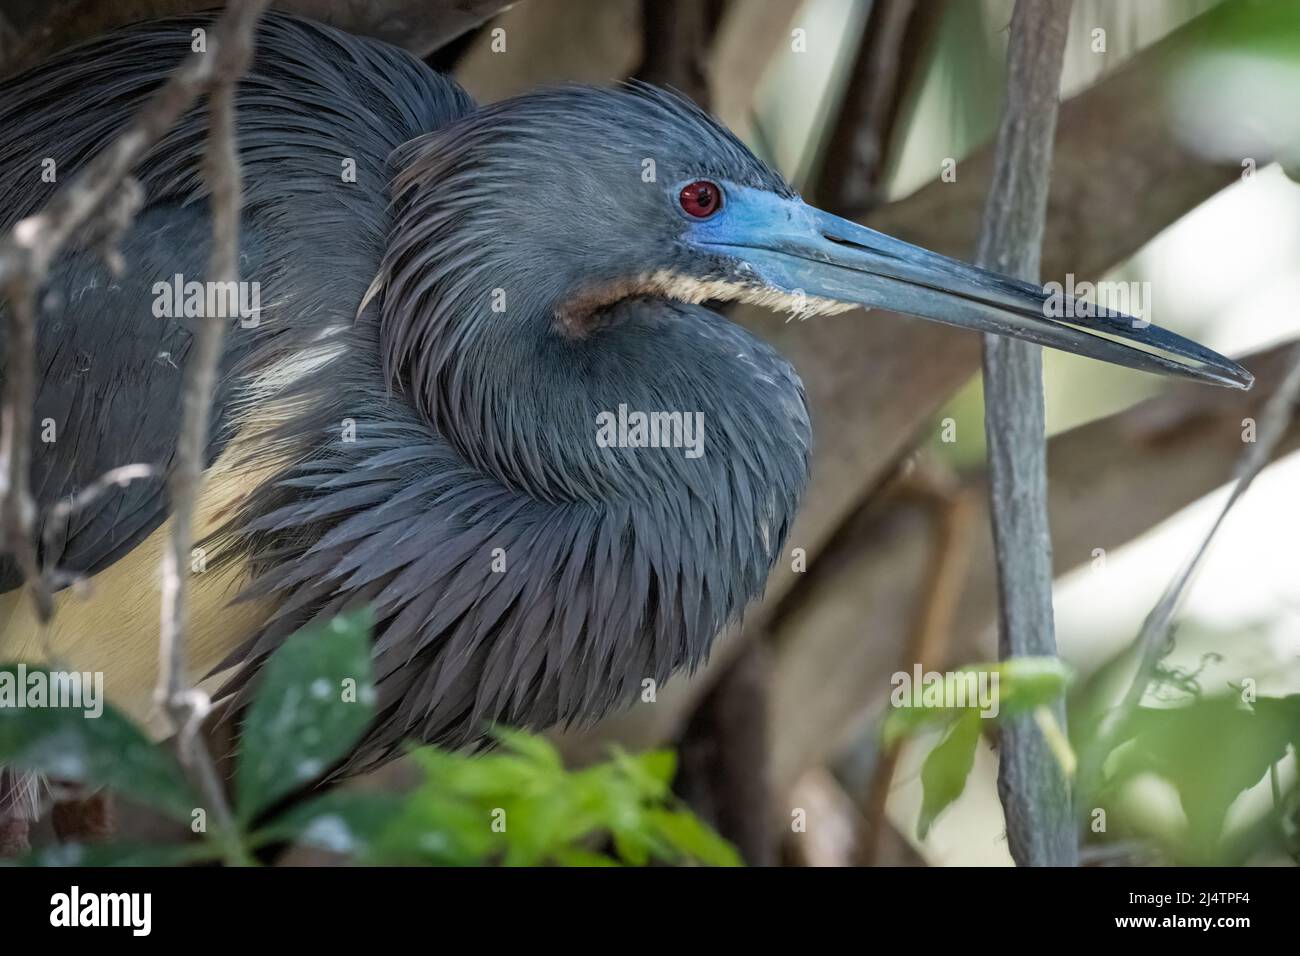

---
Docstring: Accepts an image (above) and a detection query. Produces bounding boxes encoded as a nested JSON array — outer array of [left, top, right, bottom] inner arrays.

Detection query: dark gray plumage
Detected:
[[3, 12, 1245, 777], [0, 13, 809, 771]]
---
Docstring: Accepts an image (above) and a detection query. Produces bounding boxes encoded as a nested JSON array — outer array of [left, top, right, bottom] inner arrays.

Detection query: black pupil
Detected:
[[694, 186, 713, 208]]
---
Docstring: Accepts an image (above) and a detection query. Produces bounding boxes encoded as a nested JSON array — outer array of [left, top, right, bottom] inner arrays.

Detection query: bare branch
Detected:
[[151, 0, 269, 865], [674, 640, 775, 866], [811, 0, 935, 217], [0, 0, 264, 620], [975, 0, 1075, 867], [633, 0, 718, 107], [0, 275, 44, 616], [40, 463, 157, 590], [1131, 343, 1300, 676], [0, 0, 268, 861]]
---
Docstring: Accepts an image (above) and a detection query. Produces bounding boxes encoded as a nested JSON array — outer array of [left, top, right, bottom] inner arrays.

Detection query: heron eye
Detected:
[[679, 180, 722, 218]]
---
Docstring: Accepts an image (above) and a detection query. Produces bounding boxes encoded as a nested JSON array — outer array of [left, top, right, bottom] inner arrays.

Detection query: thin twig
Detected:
[[0, 0, 262, 620], [154, 0, 268, 866], [41, 464, 157, 577], [0, 275, 44, 616], [976, 0, 1076, 867], [0, 0, 268, 862]]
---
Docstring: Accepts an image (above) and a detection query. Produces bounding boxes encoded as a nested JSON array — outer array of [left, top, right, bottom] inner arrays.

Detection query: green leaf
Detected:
[[645, 808, 743, 866], [410, 747, 548, 798], [883, 657, 1071, 746], [361, 734, 736, 867], [1251, 694, 1300, 753], [0, 664, 196, 821], [610, 824, 653, 866], [995, 657, 1074, 716], [609, 746, 676, 799], [489, 725, 564, 771], [917, 712, 982, 840], [235, 610, 375, 823], [638, 749, 677, 786], [371, 789, 497, 866], [253, 790, 404, 857], [1108, 696, 1292, 862]]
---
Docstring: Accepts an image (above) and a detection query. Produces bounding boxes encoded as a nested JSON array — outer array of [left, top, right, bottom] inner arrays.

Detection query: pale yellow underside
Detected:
[[0, 444, 277, 737]]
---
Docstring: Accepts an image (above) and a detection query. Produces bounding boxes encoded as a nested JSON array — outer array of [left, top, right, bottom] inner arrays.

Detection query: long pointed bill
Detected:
[[694, 186, 1252, 389]]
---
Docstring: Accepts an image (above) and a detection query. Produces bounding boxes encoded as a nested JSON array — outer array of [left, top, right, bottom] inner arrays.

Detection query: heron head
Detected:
[[380, 83, 1249, 395]]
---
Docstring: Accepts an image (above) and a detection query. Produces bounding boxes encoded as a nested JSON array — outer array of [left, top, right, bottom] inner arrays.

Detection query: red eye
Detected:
[[679, 180, 722, 218]]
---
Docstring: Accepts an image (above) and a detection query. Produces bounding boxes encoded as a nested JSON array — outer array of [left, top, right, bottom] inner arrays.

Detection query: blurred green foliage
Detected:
[[1072, 632, 1300, 865], [1100, 693, 1297, 863], [1170, 0, 1300, 175], [303, 733, 739, 866], [889, 635, 1300, 864], [882, 657, 1072, 839], [0, 612, 738, 867], [1190, 0, 1300, 60]]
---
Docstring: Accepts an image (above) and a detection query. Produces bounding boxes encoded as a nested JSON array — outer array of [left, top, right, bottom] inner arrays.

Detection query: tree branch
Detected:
[[976, 0, 1075, 868], [0, 0, 260, 618], [858, 463, 978, 865], [0, 0, 269, 862], [153, 0, 269, 866], [811, 0, 934, 217], [632, 0, 719, 106], [41, 464, 157, 591]]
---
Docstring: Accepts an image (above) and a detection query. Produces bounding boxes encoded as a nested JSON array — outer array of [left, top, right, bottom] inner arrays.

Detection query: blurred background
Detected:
[[4, 0, 1297, 866]]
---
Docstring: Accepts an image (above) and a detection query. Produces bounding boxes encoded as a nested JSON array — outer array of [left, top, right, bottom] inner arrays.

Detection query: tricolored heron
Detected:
[[0, 14, 1249, 782]]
